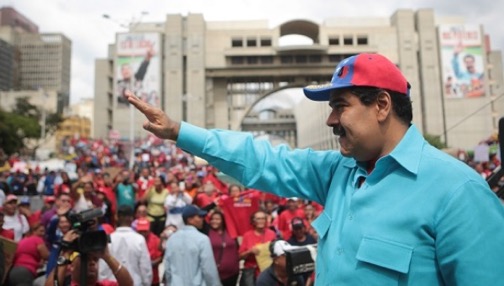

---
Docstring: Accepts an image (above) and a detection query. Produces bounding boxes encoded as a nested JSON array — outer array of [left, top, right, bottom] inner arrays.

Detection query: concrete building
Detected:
[[94, 9, 504, 149], [17, 33, 71, 112], [54, 116, 91, 154], [0, 7, 39, 33], [0, 7, 71, 113], [0, 38, 14, 91], [69, 98, 94, 137]]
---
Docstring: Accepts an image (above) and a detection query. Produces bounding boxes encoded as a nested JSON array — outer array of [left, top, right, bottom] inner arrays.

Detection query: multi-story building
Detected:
[[94, 9, 503, 149], [17, 33, 71, 113], [54, 116, 91, 154], [0, 38, 14, 91], [0, 7, 38, 33], [0, 7, 71, 113]]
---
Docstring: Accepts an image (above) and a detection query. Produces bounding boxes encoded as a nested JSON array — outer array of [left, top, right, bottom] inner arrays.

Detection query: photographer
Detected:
[[45, 230, 133, 286], [256, 240, 304, 286]]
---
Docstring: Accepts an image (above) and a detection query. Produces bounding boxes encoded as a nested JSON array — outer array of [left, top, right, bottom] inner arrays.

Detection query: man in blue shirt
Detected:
[[163, 205, 220, 286], [125, 53, 504, 285]]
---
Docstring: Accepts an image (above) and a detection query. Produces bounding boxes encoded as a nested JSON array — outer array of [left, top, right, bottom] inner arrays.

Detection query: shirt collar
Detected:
[[387, 124, 424, 175], [341, 124, 424, 175]]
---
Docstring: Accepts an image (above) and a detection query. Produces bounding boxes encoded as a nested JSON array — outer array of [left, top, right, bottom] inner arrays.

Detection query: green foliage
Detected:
[[424, 133, 447, 149], [0, 108, 41, 155], [0, 98, 63, 155]]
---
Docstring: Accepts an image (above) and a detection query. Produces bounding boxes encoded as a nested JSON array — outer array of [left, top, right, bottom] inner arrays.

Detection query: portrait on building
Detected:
[[439, 24, 485, 99], [115, 32, 161, 107]]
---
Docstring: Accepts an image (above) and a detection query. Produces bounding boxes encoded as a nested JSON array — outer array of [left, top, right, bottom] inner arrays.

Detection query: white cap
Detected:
[[271, 240, 293, 257]]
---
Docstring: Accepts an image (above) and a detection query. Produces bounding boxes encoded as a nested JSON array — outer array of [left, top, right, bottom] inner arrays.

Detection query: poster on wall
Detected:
[[438, 25, 485, 99], [115, 33, 161, 107]]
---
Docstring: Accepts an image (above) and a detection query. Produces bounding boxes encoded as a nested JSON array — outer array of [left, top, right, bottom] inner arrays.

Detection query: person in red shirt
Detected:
[[134, 218, 162, 286], [239, 210, 276, 286], [18, 197, 41, 227], [8, 223, 49, 285], [277, 198, 305, 240], [136, 167, 155, 200], [0, 208, 14, 240], [194, 181, 219, 209]]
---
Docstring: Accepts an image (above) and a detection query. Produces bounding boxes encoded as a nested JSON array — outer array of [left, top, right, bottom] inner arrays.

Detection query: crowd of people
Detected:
[[0, 51, 502, 285], [0, 128, 500, 285], [0, 135, 327, 286]]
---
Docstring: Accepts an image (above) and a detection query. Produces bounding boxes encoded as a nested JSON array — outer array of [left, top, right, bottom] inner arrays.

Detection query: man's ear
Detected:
[[375, 91, 392, 122]]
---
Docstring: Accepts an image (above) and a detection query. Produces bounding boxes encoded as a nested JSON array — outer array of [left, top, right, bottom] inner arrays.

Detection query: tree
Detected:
[[0, 107, 40, 155], [424, 133, 447, 149], [0, 97, 63, 156]]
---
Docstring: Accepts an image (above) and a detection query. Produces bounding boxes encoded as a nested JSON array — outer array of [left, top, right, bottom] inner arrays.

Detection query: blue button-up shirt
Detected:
[[164, 225, 221, 286], [177, 122, 504, 285]]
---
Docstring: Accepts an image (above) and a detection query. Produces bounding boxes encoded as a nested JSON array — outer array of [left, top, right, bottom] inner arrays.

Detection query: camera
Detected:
[[285, 244, 317, 278], [63, 208, 109, 253]]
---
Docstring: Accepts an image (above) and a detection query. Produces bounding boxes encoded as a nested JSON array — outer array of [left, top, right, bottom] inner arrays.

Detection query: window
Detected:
[[295, 55, 307, 64], [260, 38, 272, 47], [247, 38, 257, 47], [231, 38, 243, 47], [329, 55, 343, 62], [280, 56, 293, 64], [329, 37, 340, 45], [260, 56, 273, 64], [231, 57, 244, 65], [357, 36, 368, 45], [309, 55, 322, 63], [343, 36, 353, 46], [247, 56, 258, 64]]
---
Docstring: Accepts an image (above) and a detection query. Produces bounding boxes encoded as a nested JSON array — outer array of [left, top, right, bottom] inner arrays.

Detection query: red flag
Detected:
[[220, 190, 260, 238]]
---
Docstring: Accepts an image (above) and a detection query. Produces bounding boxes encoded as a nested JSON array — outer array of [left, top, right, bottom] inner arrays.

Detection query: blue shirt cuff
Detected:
[[176, 121, 209, 157]]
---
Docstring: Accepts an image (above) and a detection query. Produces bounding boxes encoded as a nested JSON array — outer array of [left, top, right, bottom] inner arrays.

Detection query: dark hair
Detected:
[[158, 175, 166, 187], [210, 211, 227, 230], [250, 210, 267, 225], [337, 87, 412, 125]]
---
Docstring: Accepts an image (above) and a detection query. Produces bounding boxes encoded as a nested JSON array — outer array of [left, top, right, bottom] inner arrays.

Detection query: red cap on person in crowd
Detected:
[[135, 218, 150, 232], [44, 196, 56, 204], [303, 53, 411, 101]]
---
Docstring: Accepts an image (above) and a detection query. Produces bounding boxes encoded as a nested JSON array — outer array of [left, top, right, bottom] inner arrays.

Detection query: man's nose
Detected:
[[326, 109, 340, 127]]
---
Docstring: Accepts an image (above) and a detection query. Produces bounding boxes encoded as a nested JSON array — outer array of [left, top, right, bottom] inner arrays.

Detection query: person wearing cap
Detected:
[[163, 204, 220, 286], [125, 52, 504, 285], [256, 239, 304, 286], [287, 217, 316, 247], [133, 218, 163, 286], [277, 197, 304, 240], [2, 194, 29, 241], [98, 205, 152, 286]]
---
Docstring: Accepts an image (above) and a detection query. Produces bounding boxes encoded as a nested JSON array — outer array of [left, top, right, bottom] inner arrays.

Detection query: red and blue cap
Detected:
[[303, 53, 411, 101]]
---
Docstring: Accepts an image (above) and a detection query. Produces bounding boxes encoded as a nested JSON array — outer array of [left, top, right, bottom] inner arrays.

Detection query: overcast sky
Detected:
[[6, 0, 504, 104]]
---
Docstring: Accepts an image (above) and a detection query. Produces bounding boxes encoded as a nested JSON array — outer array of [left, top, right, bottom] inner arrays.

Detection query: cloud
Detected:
[[8, 0, 504, 105]]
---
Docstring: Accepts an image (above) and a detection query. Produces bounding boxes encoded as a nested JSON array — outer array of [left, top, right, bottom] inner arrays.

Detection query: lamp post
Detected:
[[102, 12, 148, 168]]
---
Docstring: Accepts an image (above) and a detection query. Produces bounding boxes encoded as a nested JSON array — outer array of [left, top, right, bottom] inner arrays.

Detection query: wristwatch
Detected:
[[57, 255, 72, 266]]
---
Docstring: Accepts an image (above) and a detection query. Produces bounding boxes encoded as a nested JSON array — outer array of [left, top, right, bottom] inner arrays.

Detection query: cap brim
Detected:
[[198, 210, 208, 217], [303, 82, 353, 101]]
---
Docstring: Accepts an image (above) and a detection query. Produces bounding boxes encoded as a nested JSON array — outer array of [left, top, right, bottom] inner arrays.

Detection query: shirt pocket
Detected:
[[311, 211, 331, 240], [356, 236, 413, 285]]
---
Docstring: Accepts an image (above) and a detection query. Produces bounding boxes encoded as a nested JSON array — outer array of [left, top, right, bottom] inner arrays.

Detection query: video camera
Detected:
[[63, 208, 109, 254], [285, 244, 317, 278]]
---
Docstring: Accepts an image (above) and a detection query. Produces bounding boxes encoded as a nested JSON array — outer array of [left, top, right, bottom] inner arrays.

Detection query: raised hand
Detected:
[[123, 90, 180, 140]]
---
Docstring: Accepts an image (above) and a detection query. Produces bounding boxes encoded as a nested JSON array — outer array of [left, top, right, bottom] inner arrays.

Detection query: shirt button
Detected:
[[348, 214, 353, 220], [337, 248, 343, 255]]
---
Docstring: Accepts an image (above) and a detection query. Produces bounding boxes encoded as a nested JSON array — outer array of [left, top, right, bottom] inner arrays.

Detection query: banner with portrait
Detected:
[[438, 25, 485, 98], [115, 33, 161, 107]]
